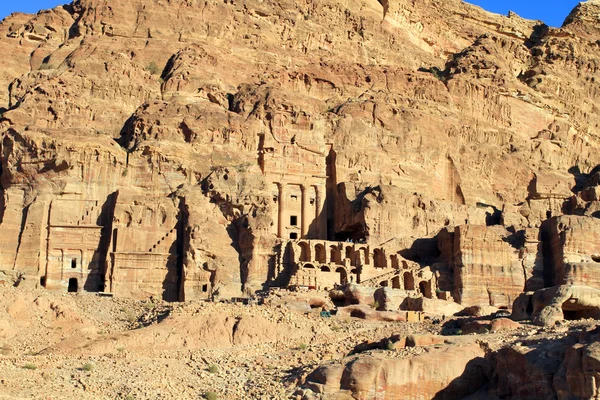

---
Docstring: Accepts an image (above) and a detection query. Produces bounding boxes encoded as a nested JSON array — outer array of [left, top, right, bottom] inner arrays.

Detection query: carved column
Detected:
[[315, 185, 327, 239], [301, 184, 309, 238], [278, 183, 286, 238]]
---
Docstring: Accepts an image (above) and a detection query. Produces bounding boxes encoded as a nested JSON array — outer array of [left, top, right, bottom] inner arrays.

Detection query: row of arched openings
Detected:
[[303, 264, 349, 284], [298, 242, 389, 268]]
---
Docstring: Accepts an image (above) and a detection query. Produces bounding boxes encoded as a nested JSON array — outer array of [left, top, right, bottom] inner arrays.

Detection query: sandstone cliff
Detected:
[[1, 0, 599, 306]]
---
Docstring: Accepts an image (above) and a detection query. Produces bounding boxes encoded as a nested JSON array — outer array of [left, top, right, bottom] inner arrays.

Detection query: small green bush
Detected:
[[386, 340, 395, 351], [143, 301, 155, 310], [145, 61, 161, 75], [23, 363, 37, 370], [208, 364, 218, 374], [205, 392, 218, 400], [82, 362, 94, 372], [298, 343, 308, 350]]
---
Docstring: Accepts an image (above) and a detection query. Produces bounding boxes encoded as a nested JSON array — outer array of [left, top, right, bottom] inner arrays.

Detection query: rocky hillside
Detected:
[[1, 0, 600, 304]]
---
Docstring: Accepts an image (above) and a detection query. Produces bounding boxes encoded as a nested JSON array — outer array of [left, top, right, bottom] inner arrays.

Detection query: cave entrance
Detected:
[[562, 302, 600, 321], [68, 278, 78, 293]]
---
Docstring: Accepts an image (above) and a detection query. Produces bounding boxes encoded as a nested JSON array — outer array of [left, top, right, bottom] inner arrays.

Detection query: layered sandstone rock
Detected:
[[1, 0, 600, 304], [439, 225, 524, 307], [547, 216, 600, 287], [301, 342, 488, 399]]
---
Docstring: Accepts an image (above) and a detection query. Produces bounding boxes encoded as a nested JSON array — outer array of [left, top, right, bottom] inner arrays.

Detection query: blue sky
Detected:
[[0, 0, 584, 27], [0, 1, 67, 21], [465, 0, 581, 27]]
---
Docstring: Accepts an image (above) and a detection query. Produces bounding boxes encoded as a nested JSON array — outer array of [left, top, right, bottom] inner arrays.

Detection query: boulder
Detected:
[[534, 285, 600, 326], [343, 284, 377, 306], [404, 334, 446, 348], [461, 320, 490, 335], [489, 318, 521, 333], [336, 305, 406, 322], [302, 344, 489, 399], [401, 296, 463, 316], [458, 305, 499, 317], [374, 287, 407, 311]]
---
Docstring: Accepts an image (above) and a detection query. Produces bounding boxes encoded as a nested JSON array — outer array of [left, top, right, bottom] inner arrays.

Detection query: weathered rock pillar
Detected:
[[278, 183, 286, 238], [316, 185, 327, 239], [301, 184, 309, 238]]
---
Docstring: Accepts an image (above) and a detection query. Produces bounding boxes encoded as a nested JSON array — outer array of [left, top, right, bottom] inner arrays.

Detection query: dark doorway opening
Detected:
[[526, 297, 533, 316], [404, 272, 414, 290], [40, 276, 46, 287], [68, 278, 78, 293]]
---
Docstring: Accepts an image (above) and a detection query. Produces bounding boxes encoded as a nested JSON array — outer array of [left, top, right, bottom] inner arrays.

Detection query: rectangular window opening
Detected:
[[290, 215, 298, 226], [290, 232, 298, 239], [71, 259, 77, 269]]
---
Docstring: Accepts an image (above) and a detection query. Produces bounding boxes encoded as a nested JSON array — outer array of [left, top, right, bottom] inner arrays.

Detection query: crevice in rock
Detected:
[[377, 0, 389, 19], [175, 197, 187, 301], [66, 2, 85, 39], [502, 230, 525, 251], [13, 202, 31, 269], [200, 171, 251, 291], [179, 121, 194, 143], [0, 190, 4, 225], [524, 23, 550, 49], [94, 191, 119, 292], [417, 66, 449, 84], [540, 219, 555, 288], [231, 316, 242, 344]]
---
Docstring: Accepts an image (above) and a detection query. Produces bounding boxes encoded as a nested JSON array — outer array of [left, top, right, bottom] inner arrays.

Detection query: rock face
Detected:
[[439, 225, 524, 307], [481, 325, 600, 400], [548, 216, 600, 288], [1, 0, 600, 306], [301, 343, 489, 399]]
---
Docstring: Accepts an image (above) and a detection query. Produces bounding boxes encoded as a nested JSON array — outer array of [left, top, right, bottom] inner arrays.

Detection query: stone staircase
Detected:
[[360, 269, 401, 287], [72, 201, 99, 226], [148, 227, 176, 253]]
